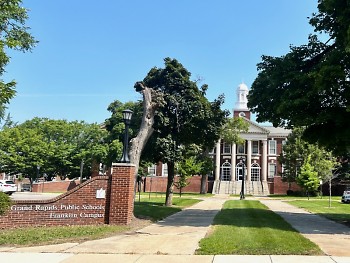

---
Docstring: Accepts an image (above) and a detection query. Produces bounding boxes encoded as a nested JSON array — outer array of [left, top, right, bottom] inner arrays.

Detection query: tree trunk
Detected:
[[329, 179, 332, 208], [165, 161, 175, 206], [200, 174, 207, 194], [129, 83, 158, 176]]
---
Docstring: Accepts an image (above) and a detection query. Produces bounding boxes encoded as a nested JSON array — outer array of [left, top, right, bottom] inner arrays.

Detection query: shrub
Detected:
[[286, 190, 294, 196], [0, 192, 12, 215]]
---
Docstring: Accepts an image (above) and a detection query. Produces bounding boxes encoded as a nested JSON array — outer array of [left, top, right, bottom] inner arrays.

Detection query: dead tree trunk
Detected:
[[129, 82, 161, 176]]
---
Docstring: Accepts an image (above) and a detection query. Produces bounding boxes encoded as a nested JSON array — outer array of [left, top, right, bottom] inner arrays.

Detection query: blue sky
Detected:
[[5, 0, 318, 124]]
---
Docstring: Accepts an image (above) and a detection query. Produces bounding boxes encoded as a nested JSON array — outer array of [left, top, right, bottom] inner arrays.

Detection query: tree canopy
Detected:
[[136, 58, 227, 205], [221, 116, 249, 145], [104, 100, 143, 164], [296, 156, 320, 199], [247, 0, 350, 154], [279, 127, 337, 187], [0, 0, 36, 119], [0, 118, 108, 181]]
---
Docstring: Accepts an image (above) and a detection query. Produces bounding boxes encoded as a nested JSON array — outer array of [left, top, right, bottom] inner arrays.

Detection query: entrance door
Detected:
[[236, 166, 243, 181], [236, 165, 246, 181]]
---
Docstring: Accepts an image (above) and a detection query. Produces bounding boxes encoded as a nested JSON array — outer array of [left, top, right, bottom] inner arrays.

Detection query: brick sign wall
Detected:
[[0, 164, 136, 228]]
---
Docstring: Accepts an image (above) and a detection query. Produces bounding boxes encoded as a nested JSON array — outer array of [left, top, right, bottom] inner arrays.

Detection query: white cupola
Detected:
[[234, 82, 249, 110]]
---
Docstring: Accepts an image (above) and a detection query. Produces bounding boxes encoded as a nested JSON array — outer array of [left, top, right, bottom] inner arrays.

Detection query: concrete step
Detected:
[[213, 180, 269, 196]]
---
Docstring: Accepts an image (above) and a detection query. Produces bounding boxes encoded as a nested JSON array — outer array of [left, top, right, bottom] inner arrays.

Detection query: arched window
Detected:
[[221, 161, 231, 181], [251, 163, 261, 181]]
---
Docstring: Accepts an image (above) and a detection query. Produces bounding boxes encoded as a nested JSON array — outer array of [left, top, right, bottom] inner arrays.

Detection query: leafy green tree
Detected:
[[175, 156, 202, 197], [0, 0, 37, 119], [104, 100, 143, 165], [0, 125, 47, 183], [247, 0, 350, 154], [137, 58, 227, 206], [280, 127, 338, 190], [221, 117, 249, 145], [0, 118, 108, 181], [279, 128, 310, 189], [296, 157, 320, 199]]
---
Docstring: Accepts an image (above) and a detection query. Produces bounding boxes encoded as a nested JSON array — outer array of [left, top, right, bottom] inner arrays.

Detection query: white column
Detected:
[[231, 143, 236, 181], [247, 140, 252, 181], [215, 140, 221, 180], [262, 140, 268, 181]]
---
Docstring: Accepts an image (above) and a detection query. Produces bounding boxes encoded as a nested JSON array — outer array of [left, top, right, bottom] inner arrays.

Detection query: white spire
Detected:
[[234, 82, 249, 110]]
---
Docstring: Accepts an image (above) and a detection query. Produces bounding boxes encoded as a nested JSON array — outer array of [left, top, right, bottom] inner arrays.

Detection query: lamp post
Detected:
[[36, 165, 40, 182], [239, 158, 245, 200], [120, 109, 133, 163]]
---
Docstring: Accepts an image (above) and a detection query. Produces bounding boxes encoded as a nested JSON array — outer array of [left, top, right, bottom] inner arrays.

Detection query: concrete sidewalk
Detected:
[[2, 196, 350, 262]]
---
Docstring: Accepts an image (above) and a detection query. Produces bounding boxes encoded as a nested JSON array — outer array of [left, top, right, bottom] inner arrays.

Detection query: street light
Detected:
[[36, 165, 40, 182], [120, 109, 133, 163], [239, 158, 245, 200]]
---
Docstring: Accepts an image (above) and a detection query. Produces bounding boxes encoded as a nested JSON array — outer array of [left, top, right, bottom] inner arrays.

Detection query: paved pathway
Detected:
[[2, 196, 350, 262]]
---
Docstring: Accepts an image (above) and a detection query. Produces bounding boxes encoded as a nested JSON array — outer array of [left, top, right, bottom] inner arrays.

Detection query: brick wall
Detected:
[[32, 180, 80, 193], [142, 176, 206, 193], [0, 164, 136, 228], [0, 176, 109, 228], [271, 176, 301, 195]]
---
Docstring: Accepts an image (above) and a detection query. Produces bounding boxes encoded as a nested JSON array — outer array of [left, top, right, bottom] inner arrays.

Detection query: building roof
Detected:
[[237, 82, 249, 92], [262, 126, 291, 137], [243, 117, 270, 134], [240, 117, 291, 138]]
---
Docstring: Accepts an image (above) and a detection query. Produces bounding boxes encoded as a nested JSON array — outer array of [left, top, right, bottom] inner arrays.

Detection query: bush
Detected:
[[286, 190, 294, 196], [0, 192, 12, 215]]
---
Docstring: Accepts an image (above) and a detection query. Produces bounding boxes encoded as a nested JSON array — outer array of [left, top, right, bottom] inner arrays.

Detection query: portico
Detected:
[[212, 83, 290, 195]]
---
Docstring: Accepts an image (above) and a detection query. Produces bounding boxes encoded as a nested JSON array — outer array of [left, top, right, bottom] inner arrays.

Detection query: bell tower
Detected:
[[233, 82, 251, 119]]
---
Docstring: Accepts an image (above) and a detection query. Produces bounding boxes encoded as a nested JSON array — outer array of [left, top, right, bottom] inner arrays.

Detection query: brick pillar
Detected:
[[109, 163, 135, 225]]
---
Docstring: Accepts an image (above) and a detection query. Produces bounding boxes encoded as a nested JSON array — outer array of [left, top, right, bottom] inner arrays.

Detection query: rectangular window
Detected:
[[223, 142, 231, 154], [162, 163, 168, 177], [269, 140, 276, 155], [148, 165, 156, 176], [237, 144, 245, 154], [268, 163, 276, 178], [252, 141, 259, 154]]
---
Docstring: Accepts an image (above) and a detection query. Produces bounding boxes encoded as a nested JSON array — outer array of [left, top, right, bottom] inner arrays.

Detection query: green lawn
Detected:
[[134, 196, 201, 221], [0, 225, 130, 246], [268, 195, 328, 200], [196, 200, 322, 255], [287, 198, 350, 227]]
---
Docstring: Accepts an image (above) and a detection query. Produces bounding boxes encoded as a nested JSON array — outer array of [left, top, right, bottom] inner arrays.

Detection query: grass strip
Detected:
[[287, 199, 350, 227], [196, 200, 322, 255], [134, 197, 201, 221], [0, 225, 129, 246]]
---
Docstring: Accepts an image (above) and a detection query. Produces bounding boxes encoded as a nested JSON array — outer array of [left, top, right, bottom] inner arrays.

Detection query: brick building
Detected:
[[146, 83, 296, 195], [212, 83, 293, 195]]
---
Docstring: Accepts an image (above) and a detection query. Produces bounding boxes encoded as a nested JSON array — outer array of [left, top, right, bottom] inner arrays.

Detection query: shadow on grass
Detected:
[[212, 207, 298, 232], [136, 199, 350, 234], [134, 201, 182, 222]]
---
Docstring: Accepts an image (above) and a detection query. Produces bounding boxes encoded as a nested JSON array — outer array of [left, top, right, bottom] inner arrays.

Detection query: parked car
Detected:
[[21, 183, 31, 192], [341, 190, 350, 203], [0, 180, 17, 195]]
